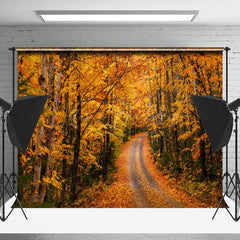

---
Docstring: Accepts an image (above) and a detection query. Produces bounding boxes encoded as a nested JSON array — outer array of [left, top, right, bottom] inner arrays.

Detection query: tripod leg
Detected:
[[13, 197, 27, 220], [227, 173, 236, 198], [4, 175, 13, 198], [212, 174, 235, 220], [6, 173, 17, 190], [4, 175, 27, 220], [212, 192, 228, 220]]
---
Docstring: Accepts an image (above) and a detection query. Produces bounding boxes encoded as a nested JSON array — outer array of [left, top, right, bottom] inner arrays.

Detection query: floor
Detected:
[[1, 234, 240, 240]]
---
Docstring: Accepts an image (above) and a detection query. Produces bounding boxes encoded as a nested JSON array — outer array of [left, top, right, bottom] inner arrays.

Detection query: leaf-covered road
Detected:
[[128, 133, 183, 207], [86, 132, 208, 208]]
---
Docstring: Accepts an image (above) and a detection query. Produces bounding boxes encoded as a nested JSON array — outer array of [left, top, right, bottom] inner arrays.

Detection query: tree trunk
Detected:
[[165, 69, 174, 155], [39, 57, 61, 203], [200, 139, 207, 179], [31, 52, 47, 203], [155, 65, 165, 153], [70, 84, 81, 201], [174, 124, 181, 173], [59, 55, 72, 206], [146, 64, 156, 148], [59, 92, 70, 206], [103, 91, 114, 180]]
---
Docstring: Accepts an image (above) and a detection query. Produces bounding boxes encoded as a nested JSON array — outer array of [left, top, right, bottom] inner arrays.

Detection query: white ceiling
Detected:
[[1, 0, 240, 25]]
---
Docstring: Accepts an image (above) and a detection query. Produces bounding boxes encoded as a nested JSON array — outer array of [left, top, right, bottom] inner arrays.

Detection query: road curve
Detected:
[[128, 133, 183, 208]]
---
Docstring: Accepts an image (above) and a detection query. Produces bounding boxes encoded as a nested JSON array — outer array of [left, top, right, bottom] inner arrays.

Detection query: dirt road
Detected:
[[87, 132, 207, 208], [128, 133, 184, 207]]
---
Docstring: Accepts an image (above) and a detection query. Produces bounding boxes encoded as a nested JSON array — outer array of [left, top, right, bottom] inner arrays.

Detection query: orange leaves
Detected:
[[38, 145, 50, 155], [178, 131, 194, 141], [141, 133, 209, 207], [75, 135, 139, 208], [42, 171, 62, 190], [20, 155, 30, 165], [17, 50, 223, 207]]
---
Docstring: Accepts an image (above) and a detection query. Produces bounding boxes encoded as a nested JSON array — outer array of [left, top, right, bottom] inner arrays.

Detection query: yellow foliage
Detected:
[[18, 50, 222, 207]]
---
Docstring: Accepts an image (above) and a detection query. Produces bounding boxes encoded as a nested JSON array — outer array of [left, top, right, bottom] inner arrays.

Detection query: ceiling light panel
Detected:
[[36, 11, 198, 22]]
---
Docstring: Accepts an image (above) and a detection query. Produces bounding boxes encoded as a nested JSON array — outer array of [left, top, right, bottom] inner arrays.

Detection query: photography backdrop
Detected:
[[0, 25, 240, 233], [17, 49, 222, 208]]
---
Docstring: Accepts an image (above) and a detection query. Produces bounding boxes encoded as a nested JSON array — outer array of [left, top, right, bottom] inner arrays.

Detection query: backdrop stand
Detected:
[[8, 47, 16, 192], [224, 47, 230, 197], [212, 47, 232, 216]]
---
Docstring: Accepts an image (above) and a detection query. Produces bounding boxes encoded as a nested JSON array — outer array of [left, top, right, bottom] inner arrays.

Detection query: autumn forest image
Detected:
[[18, 50, 223, 208]]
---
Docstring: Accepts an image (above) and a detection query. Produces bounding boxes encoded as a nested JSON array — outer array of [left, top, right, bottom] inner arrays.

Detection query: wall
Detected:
[[0, 24, 239, 180]]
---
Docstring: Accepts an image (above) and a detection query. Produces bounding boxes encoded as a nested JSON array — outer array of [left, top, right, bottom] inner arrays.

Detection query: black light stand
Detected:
[[0, 106, 27, 221], [0, 95, 48, 221], [212, 105, 240, 221], [211, 47, 240, 221], [191, 94, 240, 221]]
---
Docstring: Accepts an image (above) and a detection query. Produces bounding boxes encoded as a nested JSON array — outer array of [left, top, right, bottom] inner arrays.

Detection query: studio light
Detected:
[[191, 95, 240, 221], [191, 95, 233, 152], [36, 10, 198, 23], [0, 95, 48, 221]]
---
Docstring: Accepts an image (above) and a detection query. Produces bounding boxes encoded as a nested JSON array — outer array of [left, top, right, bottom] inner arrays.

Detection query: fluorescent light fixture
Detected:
[[36, 11, 198, 22]]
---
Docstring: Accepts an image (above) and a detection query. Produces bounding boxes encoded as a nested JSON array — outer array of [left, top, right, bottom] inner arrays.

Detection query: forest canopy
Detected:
[[18, 51, 222, 207]]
